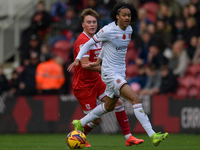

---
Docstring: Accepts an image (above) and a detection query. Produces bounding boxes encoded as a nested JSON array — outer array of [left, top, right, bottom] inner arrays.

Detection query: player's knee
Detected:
[[93, 117, 101, 125], [105, 105, 115, 112]]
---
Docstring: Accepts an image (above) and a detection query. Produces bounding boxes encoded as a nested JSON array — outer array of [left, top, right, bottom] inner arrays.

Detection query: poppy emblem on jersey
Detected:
[[122, 34, 126, 40], [117, 79, 121, 83], [129, 34, 131, 39], [101, 30, 104, 33]]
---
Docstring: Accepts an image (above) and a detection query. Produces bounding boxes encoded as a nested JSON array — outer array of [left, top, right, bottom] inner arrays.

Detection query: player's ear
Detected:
[[116, 14, 119, 20], [82, 22, 84, 28]]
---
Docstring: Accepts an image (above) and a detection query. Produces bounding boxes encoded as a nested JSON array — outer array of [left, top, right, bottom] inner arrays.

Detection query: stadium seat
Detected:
[[177, 76, 195, 90], [176, 87, 188, 97], [126, 64, 138, 78], [126, 50, 138, 65], [52, 40, 73, 63], [53, 40, 73, 51], [141, 2, 158, 23], [127, 40, 135, 49], [188, 86, 198, 97], [185, 64, 200, 77]]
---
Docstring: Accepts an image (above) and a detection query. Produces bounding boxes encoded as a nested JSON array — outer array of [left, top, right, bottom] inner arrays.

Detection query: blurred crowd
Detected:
[[0, 0, 200, 97]]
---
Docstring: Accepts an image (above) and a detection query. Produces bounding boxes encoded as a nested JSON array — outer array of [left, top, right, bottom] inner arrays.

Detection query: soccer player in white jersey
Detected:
[[68, 2, 169, 147]]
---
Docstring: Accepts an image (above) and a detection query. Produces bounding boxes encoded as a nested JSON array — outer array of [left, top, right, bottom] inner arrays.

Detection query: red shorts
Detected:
[[73, 79, 106, 114]]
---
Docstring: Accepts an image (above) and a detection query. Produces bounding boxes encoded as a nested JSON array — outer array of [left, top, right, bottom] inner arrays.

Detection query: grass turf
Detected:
[[0, 134, 199, 150]]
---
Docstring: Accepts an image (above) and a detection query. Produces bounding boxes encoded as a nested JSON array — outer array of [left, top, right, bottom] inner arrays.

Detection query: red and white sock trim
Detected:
[[87, 122, 97, 128], [114, 104, 125, 112]]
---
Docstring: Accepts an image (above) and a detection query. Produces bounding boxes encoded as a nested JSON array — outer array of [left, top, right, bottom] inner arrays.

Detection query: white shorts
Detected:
[[102, 73, 127, 98]]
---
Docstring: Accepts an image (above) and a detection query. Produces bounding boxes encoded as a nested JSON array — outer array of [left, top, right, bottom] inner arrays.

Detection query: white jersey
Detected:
[[76, 22, 133, 98], [93, 21, 132, 76]]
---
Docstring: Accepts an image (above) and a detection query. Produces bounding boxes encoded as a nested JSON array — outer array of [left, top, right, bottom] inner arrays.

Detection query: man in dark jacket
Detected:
[[18, 52, 40, 95], [159, 65, 178, 94]]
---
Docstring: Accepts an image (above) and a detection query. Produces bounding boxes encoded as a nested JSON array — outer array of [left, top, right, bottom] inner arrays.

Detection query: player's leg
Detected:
[[120, 84, 169, 146], [100, 96, 144, 145], [73, 89, 101, 134]]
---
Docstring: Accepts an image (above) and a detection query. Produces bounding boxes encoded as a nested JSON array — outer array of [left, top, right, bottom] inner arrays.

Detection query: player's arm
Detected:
[[81, 57, 101, 72], [67, 38, 96, 71], [67, 27, 109, 72]]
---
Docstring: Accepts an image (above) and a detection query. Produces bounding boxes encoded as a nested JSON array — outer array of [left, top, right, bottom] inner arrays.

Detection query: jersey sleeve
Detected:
[[76, 38, 96, 60], [75, 40, 90, 58], [93, 26, 109, 43]]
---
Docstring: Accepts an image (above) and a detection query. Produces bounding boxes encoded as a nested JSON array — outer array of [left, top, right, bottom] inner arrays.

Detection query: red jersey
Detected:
[[73, 32, 102, 90]]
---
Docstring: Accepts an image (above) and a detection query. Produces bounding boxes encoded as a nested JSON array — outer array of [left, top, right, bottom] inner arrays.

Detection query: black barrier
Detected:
[[0, 94, 200, 133]]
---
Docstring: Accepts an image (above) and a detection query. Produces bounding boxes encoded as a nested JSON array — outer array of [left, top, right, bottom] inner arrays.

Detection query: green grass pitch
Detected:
[[0, 134, 200, 150]]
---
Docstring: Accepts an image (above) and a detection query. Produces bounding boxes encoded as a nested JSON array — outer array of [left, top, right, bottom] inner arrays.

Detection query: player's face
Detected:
[[116, 8, 131, 30], [82, 15, 98, 37]]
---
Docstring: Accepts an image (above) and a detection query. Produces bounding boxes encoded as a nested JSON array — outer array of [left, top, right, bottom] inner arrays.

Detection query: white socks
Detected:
[[81, 103, 108, 127], [133, 103, 155, 137]]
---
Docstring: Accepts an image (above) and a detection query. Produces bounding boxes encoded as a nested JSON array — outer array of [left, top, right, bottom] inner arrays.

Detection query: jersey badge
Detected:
[[86, 104, 91, 110], [122, 34, 126, 40], [117, 79, 121, 83]]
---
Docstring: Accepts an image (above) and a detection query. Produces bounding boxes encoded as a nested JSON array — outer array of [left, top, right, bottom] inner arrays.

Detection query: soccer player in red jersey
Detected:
[[72, 8, 143, 147]]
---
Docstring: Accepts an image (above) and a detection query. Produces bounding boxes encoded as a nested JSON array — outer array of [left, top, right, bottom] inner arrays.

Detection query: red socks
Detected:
[[115, 105, 131, 136]]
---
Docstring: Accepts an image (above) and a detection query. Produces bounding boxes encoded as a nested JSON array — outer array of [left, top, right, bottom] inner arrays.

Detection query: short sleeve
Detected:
[[93, 26, 109, 43]]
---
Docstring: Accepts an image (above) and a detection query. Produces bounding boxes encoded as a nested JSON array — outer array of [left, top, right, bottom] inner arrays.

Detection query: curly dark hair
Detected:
[[110, 2, 138, 23]]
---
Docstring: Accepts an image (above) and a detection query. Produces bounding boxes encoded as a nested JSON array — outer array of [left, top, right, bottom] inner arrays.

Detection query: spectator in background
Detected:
[[135, 32, 154, 65], [157, 3, 175, 27], [159, 0, 182, 18], [30, 1, 51, 33], [100, 0, 117, 11], [148, 45, 168, 68], [128, 65, 148, 89], [40, 43, 53, 62], [0, 66, 9, 95], [68, 0, 83, 11], [155, 19, 173, 48], [186, 36, 198, 62], [134, 8, 151, 34], [172, 18, 185, 42], [18, 52, 40, 95], [147, 23, 156, 38], [182, 4, 190, 21], [97, 6, 111, 29], [168, 40, 188, 77], [50, 1, 67, 18], [86, 0, 99, 12], [19, 34, 42, 65], [8, 70, 19, 96], [159, 65, 178, 94], [188, 3, 200, 30], [183, 17, 199, 46], [59, 6, 82, 38], [35, 55, 65, 94], [192, 36, 200, 64], [139, 64, 161, 96]]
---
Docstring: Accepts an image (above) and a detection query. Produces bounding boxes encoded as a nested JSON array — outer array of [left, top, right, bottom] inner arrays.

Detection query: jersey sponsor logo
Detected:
[[116, 79, 121, 83], [86, 104, 91, 110], [116, 45, 127, 51], [122, 34, 126, 40]]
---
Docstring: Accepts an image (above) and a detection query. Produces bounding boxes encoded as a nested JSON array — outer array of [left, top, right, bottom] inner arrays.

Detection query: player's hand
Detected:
[[67, 59, 80, 72], [82, 62, 98, 68]]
